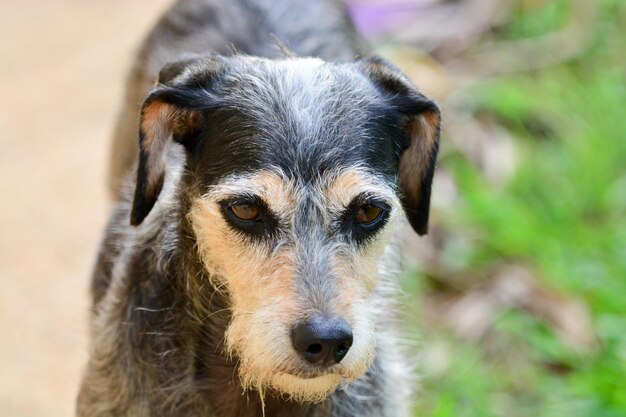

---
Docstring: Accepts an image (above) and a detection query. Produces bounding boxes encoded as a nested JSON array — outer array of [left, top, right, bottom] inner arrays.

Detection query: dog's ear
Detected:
[[358, 56, 441, 236], [130, 56, 224, 226]]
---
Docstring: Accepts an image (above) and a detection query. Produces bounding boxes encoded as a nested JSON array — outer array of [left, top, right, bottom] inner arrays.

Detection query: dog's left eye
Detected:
[[354, 204, 384, 225], [229, 203, 260, 222], [342, 197, 390, 243]]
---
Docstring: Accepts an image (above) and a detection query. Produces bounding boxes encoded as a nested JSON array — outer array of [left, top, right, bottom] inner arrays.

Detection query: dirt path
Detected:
[[0, 1, 169, 415]]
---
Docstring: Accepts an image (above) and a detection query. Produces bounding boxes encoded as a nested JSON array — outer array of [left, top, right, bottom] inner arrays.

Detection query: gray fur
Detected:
[[108, 0, 366, 196], [80, 0, 440, 416]]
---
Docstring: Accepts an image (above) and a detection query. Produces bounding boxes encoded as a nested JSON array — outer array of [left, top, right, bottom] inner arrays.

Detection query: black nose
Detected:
[[291, 316, 353, 366]]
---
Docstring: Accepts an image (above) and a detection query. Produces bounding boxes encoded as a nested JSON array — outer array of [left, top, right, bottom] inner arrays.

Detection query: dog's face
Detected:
[[130, 56, 440, 402]]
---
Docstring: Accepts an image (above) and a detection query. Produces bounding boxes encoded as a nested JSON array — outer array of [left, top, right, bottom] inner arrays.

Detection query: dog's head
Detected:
[[130, 55, 440, 402]]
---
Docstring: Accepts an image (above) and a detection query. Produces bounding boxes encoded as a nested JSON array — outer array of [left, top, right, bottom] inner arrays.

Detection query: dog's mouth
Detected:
[[274, 362, 361, 381], [298, 372, 329, 380], [273, 365, 337, 380], [279, 370, 337, 381], [232, 335, 375, 402]]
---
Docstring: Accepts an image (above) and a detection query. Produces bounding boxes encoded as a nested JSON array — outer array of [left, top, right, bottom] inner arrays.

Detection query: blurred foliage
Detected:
[[391, 0, 626, 416]]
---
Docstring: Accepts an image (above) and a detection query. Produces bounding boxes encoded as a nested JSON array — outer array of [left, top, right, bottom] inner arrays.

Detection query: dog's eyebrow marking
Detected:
[[322, 168, 399, 213], [206, 170, 297, 218]]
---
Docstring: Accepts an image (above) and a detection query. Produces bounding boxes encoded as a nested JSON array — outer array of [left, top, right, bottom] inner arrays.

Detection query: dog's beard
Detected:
[[224, 303, 376, 403], [242, 369, 342, 404]]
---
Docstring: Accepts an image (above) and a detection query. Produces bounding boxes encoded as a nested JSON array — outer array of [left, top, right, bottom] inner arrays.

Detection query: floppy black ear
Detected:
[[358, 56, 441, 236], [130, 55, 224, 226]]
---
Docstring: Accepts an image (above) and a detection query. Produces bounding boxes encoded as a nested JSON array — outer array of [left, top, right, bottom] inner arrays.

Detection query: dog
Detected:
[[77, 0, 441, 416]]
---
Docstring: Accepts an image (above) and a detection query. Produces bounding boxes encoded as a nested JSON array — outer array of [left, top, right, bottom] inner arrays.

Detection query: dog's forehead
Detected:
[[193, 57, 400, 186], [209, 167, 397, 206]]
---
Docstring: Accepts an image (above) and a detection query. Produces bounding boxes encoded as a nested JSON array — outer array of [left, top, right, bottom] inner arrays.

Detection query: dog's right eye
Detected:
[[229, 203, 260, 222], [219, 197, 278, 238]]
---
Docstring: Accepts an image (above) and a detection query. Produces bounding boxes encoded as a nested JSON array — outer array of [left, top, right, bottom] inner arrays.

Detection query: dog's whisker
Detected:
[[134, 306, 171, 313], [198, 307, 232, 323]]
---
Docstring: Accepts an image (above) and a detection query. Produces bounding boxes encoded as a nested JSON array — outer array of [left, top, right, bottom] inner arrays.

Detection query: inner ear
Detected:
[[398, 110, 441, 235], [130, 96, 204, 226], [129, 55, 225, 226]]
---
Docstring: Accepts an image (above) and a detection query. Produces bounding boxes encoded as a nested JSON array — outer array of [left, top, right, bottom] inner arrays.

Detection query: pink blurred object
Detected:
[[346, 0, 434, 36]]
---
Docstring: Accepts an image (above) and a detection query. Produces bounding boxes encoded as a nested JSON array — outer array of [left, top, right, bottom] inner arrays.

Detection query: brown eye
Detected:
[[354, 205, 383, 225], [229, 203, 260, 222]]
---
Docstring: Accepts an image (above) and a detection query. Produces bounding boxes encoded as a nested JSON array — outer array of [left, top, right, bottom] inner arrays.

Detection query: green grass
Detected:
[[411, 1, 626, 416]]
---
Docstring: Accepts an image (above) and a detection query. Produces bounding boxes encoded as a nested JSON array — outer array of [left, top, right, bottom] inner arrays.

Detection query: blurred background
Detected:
[[0, 0, 624, 416]]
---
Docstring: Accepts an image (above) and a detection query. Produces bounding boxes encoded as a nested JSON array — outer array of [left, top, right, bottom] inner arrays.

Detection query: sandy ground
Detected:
[[0, 1, 170, 415]]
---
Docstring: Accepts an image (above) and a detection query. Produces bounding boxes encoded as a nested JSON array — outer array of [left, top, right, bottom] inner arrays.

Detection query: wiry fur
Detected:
[[78, 1, 441, 416]]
